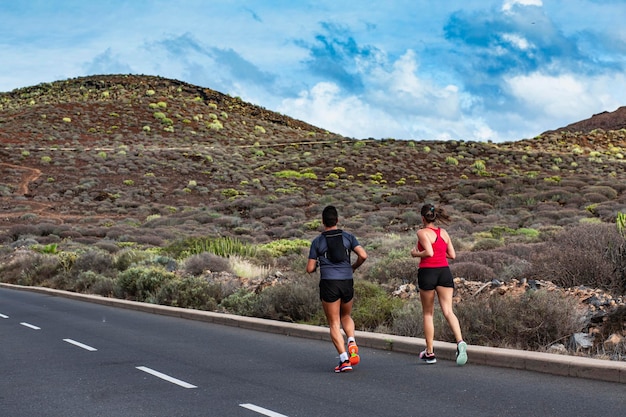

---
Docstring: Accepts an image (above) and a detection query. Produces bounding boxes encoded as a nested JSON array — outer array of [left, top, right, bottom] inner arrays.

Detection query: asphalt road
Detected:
[[1, 287, 624, 417]]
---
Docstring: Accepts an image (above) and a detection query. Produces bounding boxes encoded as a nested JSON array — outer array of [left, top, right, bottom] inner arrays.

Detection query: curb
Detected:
[[2, 283, 625, 384]]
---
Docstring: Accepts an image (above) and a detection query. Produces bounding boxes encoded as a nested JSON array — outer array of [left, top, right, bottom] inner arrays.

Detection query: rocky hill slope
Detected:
[[2, 75, 625, 240], [2, 74, 626, 358], [543, 106, 626, 135]]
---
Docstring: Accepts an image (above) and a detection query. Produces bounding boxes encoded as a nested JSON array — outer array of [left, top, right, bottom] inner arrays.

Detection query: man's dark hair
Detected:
[[322, 205, 339, 227]]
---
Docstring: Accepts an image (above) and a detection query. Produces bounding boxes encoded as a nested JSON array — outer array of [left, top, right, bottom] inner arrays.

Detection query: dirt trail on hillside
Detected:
[[1, 163, 41, 195], [0, 162, 125, 226]]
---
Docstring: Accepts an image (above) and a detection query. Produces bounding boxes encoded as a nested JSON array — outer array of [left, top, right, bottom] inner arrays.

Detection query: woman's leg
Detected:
[[419, 289, 436, 352], [435, 286, 463, 343]]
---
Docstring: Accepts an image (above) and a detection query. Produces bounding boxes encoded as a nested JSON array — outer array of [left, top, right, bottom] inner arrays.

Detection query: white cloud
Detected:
[[280, 48, 532, 142], [501, 33, 534, 51], [502, 0, 543, 12], [506, 72, 626, 134], [278, 82, 407, 139]]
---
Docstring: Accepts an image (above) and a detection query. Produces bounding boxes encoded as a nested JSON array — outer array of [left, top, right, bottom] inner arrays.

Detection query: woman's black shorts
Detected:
[[319, 279, 354, 303], [417, 267, 454, 291]]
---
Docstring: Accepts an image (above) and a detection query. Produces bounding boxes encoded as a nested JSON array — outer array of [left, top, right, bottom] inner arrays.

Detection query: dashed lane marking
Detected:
[[136, 366, 197, 389], [239, 403, 289, 417], [20, 322, 40, 330], [0, 313, 8, 319], [63, 338, 98, 351]]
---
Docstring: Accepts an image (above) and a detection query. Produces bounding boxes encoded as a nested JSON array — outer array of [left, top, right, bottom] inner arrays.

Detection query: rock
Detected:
[[603, 333, 624, 350], [570, 332, 594, 351], [392, 283, 417, 299], [547, 343, 568, 355]]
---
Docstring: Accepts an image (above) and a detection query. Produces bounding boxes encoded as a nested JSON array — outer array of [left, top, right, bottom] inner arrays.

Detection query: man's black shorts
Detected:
[[319, 279, 354, 303], [417, 267, 454, 291]]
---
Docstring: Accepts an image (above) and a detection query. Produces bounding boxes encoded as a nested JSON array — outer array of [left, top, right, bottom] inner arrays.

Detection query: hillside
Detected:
[[2, 74, 626, 358], [1, 74, 625, 244], [542, 106, 626, 135]]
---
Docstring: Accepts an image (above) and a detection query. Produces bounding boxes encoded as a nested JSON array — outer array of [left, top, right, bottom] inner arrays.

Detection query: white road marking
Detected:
[[20, 322, 40, 330], [0, 313, 8, 319], [63, 338, 97, 351], [135, 366, 197, 389], [239, 403, 289, 417]]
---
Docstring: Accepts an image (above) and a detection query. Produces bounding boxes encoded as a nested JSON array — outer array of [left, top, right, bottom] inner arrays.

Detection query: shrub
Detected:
[[229, 256, 270, 279], [165, 236, 257, 258], [391, 299, 451, 340], [182, 252, 231, 276], [117, 266, 175, 301], [450, 261, 496, 281], [219, 288, 260, 316], [74, 270, 115, 295], [156, 276, 220, 310], [471, 238, 503, 251], [251, 276, 321, 323], [114, 249, 152, 271], [71, 250, 115, 277], [454, 250, 528, 281], [258, 239, 310, 257], [352, 280, 403, 332], [364, 256, 419, 285], [445, 156, 459, 166], [532, 223, 626, 294], [391, 300, 424, 337], [454, 290, 585, 350], [0, 251, 60, 286]]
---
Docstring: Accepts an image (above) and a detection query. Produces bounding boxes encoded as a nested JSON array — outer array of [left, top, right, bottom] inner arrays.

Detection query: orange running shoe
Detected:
[[335, 360, 352, 373], [348, 341, 360, 365]]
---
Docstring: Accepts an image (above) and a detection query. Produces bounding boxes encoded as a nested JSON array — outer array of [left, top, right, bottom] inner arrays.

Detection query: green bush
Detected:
[[165, 236, 257, 259], [71, 250, 115, 277], [117, 266, 175, 301], [219, 288, 260, 316], [258, 239, 310, 257], [156, 276, 220, 310], [114, 248, 152, 271], [9, 253, 61, 286], [251, 276, 321, 323], [74, 270, 116, 296], [352, 280, 403, 332]]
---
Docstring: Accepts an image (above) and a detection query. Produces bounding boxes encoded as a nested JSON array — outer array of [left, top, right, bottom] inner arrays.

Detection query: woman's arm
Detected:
[[442, 229, 456, 260], [411, 229, 434, 258]]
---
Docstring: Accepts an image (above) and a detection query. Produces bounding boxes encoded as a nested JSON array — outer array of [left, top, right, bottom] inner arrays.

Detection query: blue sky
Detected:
[[1, 0, 625, 142]]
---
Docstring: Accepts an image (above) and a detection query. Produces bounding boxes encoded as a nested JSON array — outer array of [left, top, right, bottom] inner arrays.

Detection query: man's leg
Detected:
[[322, 299, 346, 354], [339, 299, 355, 339]]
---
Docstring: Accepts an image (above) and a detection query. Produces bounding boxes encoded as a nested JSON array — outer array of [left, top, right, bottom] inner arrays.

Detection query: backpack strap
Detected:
[[322, 229, 350, 263]]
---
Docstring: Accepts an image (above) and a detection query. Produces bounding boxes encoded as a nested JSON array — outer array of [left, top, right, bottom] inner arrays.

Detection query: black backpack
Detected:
[[322, 229, 349, 263]]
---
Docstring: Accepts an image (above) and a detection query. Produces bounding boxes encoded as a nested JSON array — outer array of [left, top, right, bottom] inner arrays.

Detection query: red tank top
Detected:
[[417, 227, 448, 268]]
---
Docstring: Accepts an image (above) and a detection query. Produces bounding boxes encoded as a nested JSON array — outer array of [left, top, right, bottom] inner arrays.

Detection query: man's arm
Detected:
[[352, 245, 368, 271], [306, 258, 318, 273]]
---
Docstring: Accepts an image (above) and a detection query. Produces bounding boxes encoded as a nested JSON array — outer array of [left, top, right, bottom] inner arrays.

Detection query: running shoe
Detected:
[[456, 341, 468, 366], [348, 341, 360, 366], [419, 349, 437, 364], [335, 360, 353, 373]]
